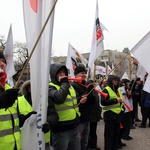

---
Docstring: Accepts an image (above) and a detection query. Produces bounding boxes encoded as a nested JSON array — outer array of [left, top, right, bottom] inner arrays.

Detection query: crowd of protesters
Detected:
[[0, 51, 149, 150]]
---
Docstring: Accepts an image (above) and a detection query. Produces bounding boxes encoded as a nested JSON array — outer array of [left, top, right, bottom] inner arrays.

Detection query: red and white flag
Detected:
[[95, 65, 106, 75], [22, 0, 55, 149], [4, 24, 16, 80], [88, 0, 106, 79], [130, 31, 150, 72], [66, 43, 88, 77]]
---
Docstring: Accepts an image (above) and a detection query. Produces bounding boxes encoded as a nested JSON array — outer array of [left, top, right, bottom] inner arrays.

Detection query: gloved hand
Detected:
[[58, 76, 69, 83], [24, 111, 37, 120], [42, 122, 51, 133], [0, 89, 19, 109]]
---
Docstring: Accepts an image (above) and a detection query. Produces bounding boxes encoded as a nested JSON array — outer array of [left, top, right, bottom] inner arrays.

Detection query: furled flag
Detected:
[[66, 43, 88, 77], [95, 65, 106, 75], [22, 0, 55, 149], [88, 0, 106, 79], [137, 65, 147, 81], [121, 72, 129, 80], [130, 31, 150, 72], [143, 73, 150, 93], [106, 65, 112, 75], [4, 24, 16, 80]]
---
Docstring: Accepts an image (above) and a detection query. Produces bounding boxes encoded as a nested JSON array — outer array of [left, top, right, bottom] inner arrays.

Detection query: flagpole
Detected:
[[14, 0, 58, 88], [76, 51, 131, 107]]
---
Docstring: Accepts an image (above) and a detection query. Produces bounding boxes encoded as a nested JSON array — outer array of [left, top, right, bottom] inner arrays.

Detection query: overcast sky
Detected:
[[0, 0, 150, 56]]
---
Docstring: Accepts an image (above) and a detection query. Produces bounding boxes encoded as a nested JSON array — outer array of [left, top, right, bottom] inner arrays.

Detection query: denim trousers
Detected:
[[51, 127, 80, 150], [78, 122, 90, 150]]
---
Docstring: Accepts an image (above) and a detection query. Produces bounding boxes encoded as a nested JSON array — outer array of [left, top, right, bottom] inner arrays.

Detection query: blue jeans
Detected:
[[51, 127, 80, 150], [78, 122, 90, 150]]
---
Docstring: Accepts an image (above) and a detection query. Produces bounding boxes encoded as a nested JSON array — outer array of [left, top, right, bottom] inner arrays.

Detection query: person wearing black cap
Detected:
[[0, 51, 21, 150], [71, 64, 100, 150], [48, 63, 87, 150], [101, 75, 124, 150]]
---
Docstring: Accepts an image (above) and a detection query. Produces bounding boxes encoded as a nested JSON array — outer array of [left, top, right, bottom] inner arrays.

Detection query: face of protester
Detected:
[[56, 69, 66, 81], [112, 78, 119, 86], [0, 58, 6, 72], [75, 71, 86, 80]]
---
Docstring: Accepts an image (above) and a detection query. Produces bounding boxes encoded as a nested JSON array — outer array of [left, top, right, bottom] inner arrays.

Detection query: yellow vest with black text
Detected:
[[18, 95, 50, 143], [49, 82, 80, 121], [103, 86, 124, 114], [0, 84, 21, 150]]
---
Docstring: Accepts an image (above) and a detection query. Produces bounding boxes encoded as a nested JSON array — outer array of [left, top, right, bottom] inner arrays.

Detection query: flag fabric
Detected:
[[121, 72, 129, 80], [95, 65, 106, 75], [130, 31, 150, 72], [137, 65, 147, 81], [143, 73, 150, 93], [22, 0, 55, 149], [4, 24, 16, 80], [88, 0, 105, 79], [66, 43, 88, 77], [106, 65, 112, 75]]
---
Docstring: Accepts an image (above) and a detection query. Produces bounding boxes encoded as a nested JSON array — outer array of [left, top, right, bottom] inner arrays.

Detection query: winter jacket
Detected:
[[48, 63, 80, 132], [71, 80, 96, 123], [101, 75, 124, 122]]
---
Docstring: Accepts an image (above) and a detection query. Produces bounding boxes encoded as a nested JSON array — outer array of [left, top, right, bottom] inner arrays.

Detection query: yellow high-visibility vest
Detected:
[[103, 86, 124, 114], [0, 84, 21, 150], [49, 82, 80, 121], [18, 95, 50, 143]]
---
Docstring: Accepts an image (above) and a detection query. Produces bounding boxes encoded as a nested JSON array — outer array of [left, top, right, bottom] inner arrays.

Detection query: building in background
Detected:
[[52, 48, 138, 79]]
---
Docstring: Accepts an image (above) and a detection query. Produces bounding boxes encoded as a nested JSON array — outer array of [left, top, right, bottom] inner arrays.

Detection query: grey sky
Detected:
[[0, 0, 150, 56]]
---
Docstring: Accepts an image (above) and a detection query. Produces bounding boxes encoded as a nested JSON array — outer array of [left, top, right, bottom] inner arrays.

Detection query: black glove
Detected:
[[24, 111, 37, 120], [0, 89, 19, 109], [19, 111, 37, 127], [42, 122, 51, 133], [59, 76, 69, 83]]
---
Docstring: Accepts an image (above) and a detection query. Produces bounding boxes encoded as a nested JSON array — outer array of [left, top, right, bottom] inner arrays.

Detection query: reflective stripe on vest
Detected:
[[0, 84, 21, 150], [103, 86, 124, 114], [49, 82, 80, 121]]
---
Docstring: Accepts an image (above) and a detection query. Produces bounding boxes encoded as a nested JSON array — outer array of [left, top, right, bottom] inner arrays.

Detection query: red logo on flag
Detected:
[[96, 18, 102, 40], [30, 0, 38, 13]]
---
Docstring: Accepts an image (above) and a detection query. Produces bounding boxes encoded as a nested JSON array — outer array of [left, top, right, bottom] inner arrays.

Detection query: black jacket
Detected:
[[71, 80, 96, 123], [48, 63, 79, 132]]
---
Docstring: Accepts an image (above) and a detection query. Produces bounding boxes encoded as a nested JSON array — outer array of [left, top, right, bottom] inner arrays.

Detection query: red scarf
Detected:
[[0, 72, 7, 88]]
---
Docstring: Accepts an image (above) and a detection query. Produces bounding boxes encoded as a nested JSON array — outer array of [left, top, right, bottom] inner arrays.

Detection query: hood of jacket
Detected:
[[107, 75, 120, 92], [50, 63, 68, 84]]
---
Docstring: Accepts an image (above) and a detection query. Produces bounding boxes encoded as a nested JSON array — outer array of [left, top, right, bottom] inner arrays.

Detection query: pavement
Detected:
[[97, 118, 150, 150]]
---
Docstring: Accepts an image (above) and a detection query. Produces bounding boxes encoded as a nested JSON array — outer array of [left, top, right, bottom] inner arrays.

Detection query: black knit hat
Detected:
[[74, 65, 87, 75], [0, 52, 6, 64]]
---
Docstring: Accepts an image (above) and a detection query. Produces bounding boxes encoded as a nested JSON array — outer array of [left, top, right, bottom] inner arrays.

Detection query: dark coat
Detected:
[[71, 80, 98, 123], [48, 63, 79, 132]]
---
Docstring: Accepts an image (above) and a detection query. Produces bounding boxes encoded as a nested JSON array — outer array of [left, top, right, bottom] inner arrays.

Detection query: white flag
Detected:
[[88, 0, 105, 79], [143, 73, 150, 93], [22, 0, 55, 149], [121, 72, 129, 80], [130, 31, 150, 72], [4, 24, 16, 79], [95, 65, 106, 75], [66, 43, 88, 77], [137, 65, 147, 81]]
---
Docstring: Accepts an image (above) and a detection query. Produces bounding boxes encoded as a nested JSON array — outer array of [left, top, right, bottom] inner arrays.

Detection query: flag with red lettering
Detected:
[[95, 65, 106, 75], [88, 0, 106, 79], [22, 0, 55, 149]]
